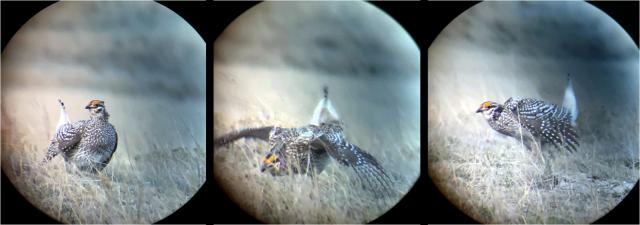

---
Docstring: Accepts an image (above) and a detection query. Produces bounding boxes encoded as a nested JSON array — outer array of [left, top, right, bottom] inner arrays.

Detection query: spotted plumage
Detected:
[[214, 87, 393, 196], [476, 97, 579, 152], [43, 99, 118, 173]]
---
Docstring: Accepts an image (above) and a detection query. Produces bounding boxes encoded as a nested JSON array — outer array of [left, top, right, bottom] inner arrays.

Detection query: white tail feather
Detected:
[[309, 87, 340, 125], [562, 74, 578, 126], [55, 99, 70, 132]]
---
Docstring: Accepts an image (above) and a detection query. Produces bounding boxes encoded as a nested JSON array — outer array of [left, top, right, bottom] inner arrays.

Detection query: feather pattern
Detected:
[[214, 86, 393, 196], [477, 97, 579, 152], [42, 99, 118, 173]]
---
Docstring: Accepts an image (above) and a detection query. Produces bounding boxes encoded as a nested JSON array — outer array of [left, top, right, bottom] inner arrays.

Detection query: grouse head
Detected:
[[476, 101, 501, 119], [85, 99, 108, 119], [259, 127, 287, 175]]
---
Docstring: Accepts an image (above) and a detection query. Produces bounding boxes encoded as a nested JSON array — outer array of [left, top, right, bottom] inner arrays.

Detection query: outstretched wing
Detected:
[[214, 126, 274, 148], [313, 131, 393, 197], [511, 98, 579, 152], [43, 121, 84, 163]]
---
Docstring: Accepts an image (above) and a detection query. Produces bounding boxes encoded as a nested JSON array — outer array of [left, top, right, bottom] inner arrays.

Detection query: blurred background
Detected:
[[428, 1, 638, 223], [1, 2, 205, 223], [214, 1, 420, 223], [429, 1, 638, 125]]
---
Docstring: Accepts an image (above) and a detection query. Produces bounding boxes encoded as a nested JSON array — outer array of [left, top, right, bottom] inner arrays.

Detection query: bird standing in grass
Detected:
[[215, 86, 393, 196], [476, 75, 579, 152], [43, 99, 118, 173]]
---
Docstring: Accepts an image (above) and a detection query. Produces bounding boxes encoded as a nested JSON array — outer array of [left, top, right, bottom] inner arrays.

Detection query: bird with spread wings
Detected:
[[214, 86, 393, 196]]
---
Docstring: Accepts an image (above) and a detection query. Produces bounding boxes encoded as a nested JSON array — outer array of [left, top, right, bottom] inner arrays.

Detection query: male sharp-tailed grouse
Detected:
[[43, 99, 118, 173], [476, 75, 579, 152], [214, 87, 393, 196]]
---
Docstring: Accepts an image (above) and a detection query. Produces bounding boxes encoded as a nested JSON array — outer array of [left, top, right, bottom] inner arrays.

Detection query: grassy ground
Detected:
[[213, 2, 419, 222], [427, 63, 639, 223], [213, 65, 420, 223], [428, 49, 639, 224], [1, 88, 205, 223], [1, 2, 205, 223], [428, 3, 639, 221], [428, 105, 638, 223]]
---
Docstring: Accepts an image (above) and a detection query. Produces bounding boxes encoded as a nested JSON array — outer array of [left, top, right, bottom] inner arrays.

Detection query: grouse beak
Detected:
[[85, 106, 91, 109], [476, 108, 483, 113]]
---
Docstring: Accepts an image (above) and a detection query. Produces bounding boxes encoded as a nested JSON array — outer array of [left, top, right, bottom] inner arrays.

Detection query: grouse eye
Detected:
[[265, 153, 272, 159]]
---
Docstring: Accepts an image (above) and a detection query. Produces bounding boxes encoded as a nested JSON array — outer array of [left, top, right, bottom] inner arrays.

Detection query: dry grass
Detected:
[[0, 2, 205, 223], [1, 89, 205, 224], [428, 91, 638, 224], [214, 116, 409, 224], [213, 65, 420, 223], [212, 2, 419, 222], [428, 8, 639, 221]]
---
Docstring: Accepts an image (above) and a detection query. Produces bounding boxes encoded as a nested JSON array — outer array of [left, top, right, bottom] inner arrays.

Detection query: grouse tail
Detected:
[[55, 99, 71, 133], [562, 74, 578, 127], [310, 86, 340, 125]]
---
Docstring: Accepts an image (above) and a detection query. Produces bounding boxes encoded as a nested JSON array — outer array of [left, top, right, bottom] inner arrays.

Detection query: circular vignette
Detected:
[[428, 1, 639, 224], [1, 1, 206, 223], [213, 1, 420, 223]]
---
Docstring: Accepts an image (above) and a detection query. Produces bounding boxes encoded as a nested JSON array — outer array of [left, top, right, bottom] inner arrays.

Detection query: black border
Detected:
[[211, 1, 261, 224], [0, 1, 211, 224], [1, 172, 57, 223], [426, 1, 639, 224], [211, 1, 424, 224], [2, 3, 60, 223], [369, 3, 423, 223], [3, 0, 636, 224], [155, 1, 210, 223]]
